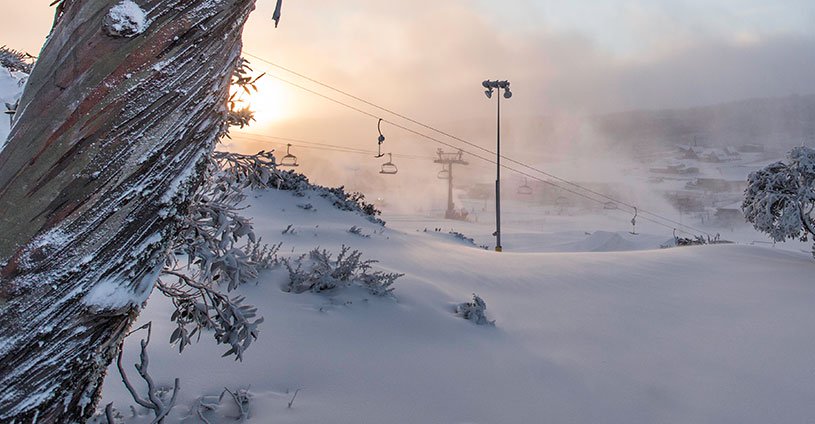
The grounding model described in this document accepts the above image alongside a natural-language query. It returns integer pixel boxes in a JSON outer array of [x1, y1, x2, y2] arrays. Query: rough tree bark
[[0, 0, 256, 421]]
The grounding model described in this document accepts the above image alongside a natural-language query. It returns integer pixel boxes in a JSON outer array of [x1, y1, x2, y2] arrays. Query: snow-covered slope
[[99, 186, 815, 423]]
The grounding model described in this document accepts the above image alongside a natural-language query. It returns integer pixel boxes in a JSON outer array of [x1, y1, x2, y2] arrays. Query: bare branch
[[115, 322, 179, 424]]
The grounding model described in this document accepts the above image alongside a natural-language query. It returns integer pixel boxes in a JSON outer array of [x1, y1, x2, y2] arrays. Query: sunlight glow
[[243, 77, 293, 126]]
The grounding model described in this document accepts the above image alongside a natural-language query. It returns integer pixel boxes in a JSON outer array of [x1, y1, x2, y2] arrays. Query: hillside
[[591, 94, 815, 151], [98, 183, 815, 423]]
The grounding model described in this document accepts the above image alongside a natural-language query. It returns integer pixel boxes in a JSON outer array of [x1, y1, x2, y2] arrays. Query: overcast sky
[[2, 1, 815, 181], [4, 1, 814, 116]]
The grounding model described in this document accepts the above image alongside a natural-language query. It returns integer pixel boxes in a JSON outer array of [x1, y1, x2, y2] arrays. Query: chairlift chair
[[279, 143, 299, 167], [517, 178, 533, 195], [380, 153, 398, 175], [437, 165, 450, 180], [375, 118, 385, 158], [4, 101, 16, 126]]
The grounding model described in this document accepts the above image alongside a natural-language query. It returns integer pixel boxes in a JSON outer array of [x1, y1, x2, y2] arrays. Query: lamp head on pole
[[481, 79, 511, 99]]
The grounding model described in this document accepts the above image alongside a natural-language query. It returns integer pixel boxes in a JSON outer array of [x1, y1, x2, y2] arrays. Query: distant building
[[685, 178, 746, 193], [714, 202, 743, 225], [700, 149, 725, 163], [723, 146, 741, 158], [676, 145, 701, 160], [737, 144, 765, 153]]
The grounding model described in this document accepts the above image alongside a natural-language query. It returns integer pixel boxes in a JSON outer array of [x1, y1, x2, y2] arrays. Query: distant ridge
[[590, 93, 815, 149]]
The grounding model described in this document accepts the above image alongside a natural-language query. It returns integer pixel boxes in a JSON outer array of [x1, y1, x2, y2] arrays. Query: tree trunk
[[0, 0, 256, 421]]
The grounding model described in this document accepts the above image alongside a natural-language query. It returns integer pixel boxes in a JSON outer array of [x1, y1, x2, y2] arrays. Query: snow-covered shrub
[[188, 387, 252, 423], [357, 269, 402, 297], [449, 231, 489, 250], [348, 225, 369, 238], [743, 146, 815, 257], [212, 150, 277, 189], [220, 387, 252, 421], [0, 46, 34, 74], [283, 245, 403, 296], [158, 151, 277, 360], [212, 150, 383, 224], [271, 170, 385, 225], [456, 294, 495, 326]]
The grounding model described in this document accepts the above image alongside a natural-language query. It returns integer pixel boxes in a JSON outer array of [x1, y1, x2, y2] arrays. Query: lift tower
[[434, 149, 469, 220]]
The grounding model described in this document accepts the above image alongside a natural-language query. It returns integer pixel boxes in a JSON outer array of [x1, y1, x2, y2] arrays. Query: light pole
[[482, 79, 512, 252]]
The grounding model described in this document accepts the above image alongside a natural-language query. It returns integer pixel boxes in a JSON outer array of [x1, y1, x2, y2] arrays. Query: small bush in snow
[[187, 386, 252, 423], [348, 225, 369, 238], [270, 170, 385, 225], [449, 231, 489, 250], [283, 245, 403, 296], [220, 387, 252, 421], [456, 294, 495, 326]]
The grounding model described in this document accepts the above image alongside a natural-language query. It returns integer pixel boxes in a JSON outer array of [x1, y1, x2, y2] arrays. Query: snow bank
[[566, 230, 644, 252]]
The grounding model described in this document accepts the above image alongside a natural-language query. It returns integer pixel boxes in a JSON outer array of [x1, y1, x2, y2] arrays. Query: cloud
[[243, 0, 815, 122]]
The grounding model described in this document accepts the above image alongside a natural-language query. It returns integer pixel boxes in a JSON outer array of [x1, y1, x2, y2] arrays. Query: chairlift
[[517, 178, 533, 195], [630, 207, 638, 235], [380, 153, 398, 175], [437, 166, 450, 180], [4, 101, 16, 126], [279, 143, 299, 167], [375, 118, 385, 158]]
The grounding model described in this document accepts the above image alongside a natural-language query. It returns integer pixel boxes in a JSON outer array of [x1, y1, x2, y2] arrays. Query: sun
[[242, 77, 293, 126]]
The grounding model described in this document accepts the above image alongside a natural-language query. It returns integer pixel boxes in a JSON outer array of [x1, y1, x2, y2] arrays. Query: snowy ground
[[99, 184, 815, 423]]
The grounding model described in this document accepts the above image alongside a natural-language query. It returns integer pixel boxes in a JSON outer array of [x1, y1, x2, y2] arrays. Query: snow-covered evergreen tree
[[743, 146, 815, 256]]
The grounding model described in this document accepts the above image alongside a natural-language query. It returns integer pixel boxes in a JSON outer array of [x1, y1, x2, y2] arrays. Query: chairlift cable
[[242, 53, 711, 237], [229, 133, 433, 160]]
